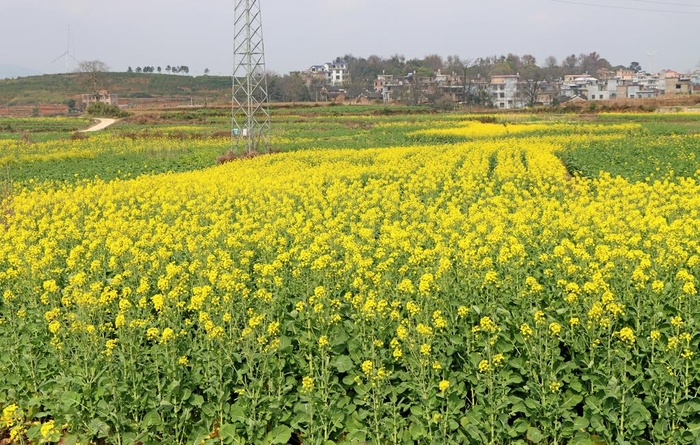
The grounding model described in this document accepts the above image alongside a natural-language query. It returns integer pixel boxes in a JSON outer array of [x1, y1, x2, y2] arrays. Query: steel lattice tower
[[232, 0, 270, 154]]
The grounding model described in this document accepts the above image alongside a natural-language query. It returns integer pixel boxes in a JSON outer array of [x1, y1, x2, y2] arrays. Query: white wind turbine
[[645, 50, 658, 74], [52, 27, 79, 73]]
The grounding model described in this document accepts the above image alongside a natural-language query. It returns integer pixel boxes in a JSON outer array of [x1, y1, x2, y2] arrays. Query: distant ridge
[[0, 64, 40, 79], [0, 72, 231, 107]]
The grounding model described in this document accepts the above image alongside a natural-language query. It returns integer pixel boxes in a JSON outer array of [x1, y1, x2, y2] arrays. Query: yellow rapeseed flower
[[146, 327, 159, 340], [534, 310, 545, 326], [549, 381, 561, 393], [478, 359, 491, 373], [397, 325, 408, 340], [549, 322, 562, 337], [160, 327, 175, 344], [301, 376, 314, 392], [361, 360, 373, 376], [40, 419, 59, 441], [650, 330, 661, 342], [417, 323, 433, 336], [618, 327, 636, 347], [671, 316, 684, 328], [479, 316, 498, 333], [439, 380, 450, 392]]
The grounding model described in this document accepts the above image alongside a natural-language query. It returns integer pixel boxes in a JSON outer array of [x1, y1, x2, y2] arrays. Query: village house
[[665, 74, 693, 95], [309, 62, 349, 86], [490, 74, 521, 109], [368, 63, 694, 108], [81, 90, 118, 107]]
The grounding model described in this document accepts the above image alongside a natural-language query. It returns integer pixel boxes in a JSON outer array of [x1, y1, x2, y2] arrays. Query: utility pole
[[232, 0, 271, 154]]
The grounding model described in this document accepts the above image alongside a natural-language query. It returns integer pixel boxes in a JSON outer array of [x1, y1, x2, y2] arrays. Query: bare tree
[[75, 60, 110, 97], [520, 64, 546, 107]]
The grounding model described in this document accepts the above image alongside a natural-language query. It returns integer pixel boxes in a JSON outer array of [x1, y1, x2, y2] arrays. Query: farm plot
[[1, 117, 700, 444]]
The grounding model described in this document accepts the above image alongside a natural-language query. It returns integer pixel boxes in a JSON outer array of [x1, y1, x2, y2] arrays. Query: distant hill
[[0, 64, 40, 80], [0, 72, 231, 107]]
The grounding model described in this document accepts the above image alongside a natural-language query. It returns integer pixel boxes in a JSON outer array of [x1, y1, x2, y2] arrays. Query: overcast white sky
[[1, 0, 699, 78]]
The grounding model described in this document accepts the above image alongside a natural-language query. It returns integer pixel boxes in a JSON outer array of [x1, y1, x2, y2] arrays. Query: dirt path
[[80, 118, 118, 132]]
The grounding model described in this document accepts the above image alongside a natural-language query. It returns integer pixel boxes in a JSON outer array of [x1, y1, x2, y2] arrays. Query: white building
[[490, 75, 521, 109], [309, 62, 348, 86], [586, 83, 609, 101]]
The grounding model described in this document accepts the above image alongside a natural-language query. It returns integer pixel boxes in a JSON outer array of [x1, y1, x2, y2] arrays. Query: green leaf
[[510, 419, 529, 436], [461, 413, 486, 442], [409, 422, 426, 440], [190, 394, 204, 407], [264, 425, 292, 444], [333, 355, 354, 373], [569, 431, 595, 445], [143, 410, 161, 428], [562, 391, 584, 409], [60, 391, 82, 407], [26, 424, 42, 440], [229, 404, 247, 424], [410, 405, 423, 416], [88, 418, 110, 438], [344, 427, 367, 443], [61, 434, 79, 445], [569, 379, 583, 393], [589, 414, 606, 433], [688, 422, 700, 435], [219, 423, 239, 444], [526, 426, 544, 443], [573, 416, 590, 431]]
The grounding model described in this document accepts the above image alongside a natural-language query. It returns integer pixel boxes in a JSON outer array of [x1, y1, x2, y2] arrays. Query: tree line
[[126, 65, 196, 75]]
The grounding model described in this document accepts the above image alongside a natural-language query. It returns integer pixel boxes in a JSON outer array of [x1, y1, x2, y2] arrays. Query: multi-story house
[[561, 74, 598, 99], [309, 62, 348, 86], [81, 90, 118, 107], [374, 73, 407, 102], [490, 75, 521, 109], [586, 83, 609, 101], [664, 74, 693, 95]]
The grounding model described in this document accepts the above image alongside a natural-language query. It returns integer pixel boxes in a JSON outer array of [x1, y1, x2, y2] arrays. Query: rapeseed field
[[1, 114, 700, 444]]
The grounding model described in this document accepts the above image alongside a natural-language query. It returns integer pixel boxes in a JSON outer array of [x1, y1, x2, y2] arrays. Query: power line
[[629, 0, 700, 6], [548, 0, 700, 13]]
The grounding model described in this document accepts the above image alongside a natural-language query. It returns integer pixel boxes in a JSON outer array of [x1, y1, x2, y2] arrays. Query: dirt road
[[80, 118, 117, 132]]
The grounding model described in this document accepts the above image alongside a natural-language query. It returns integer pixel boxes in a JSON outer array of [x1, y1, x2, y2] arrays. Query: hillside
[[0, 72, 231, 107]]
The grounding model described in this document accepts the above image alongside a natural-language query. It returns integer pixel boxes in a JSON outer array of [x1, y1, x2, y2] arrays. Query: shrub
[[86, 102, 130, 118]]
